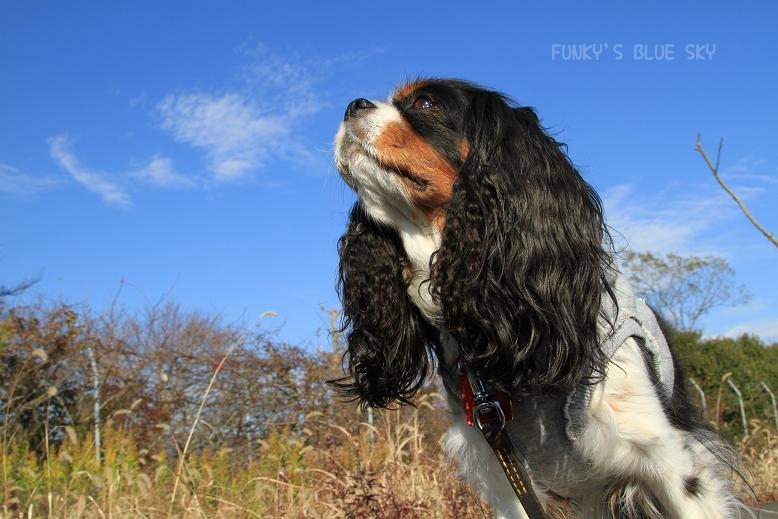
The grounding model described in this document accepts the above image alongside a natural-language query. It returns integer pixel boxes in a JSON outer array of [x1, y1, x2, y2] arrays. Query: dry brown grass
[[740, 420, 778, 502], [4, 301, 775, 517], [5, 398, 776, 518], [2, 379, 776, 518], [1, 393, 492, 518]]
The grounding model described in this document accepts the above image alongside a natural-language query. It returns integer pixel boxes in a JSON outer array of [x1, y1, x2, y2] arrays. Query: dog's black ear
[[330, 203, 437, 408], [432, 91, 612, 393]]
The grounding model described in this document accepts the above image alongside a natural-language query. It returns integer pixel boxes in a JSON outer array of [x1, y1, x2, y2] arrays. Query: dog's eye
[[411, 94, 436, 110]]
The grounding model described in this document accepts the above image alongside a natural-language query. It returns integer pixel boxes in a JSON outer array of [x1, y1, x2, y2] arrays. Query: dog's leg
[[446, 418, 542, 519], [642, 436, 745, 519], [579, 341, 745, 519], [585, 435, 746, 519]]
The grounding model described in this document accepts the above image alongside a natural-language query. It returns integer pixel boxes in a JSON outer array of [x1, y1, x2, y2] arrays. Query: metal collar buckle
[[460, 363, 512, 431], [473, 398, 507, 431]]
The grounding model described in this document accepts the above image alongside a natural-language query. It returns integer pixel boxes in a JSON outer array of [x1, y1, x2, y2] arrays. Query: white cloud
[[129, 155, 194, 188], [604, 158, 775, 257], [734, 173, 778, 185], [158, 92, 289, 180], [37, 47, 353, 204], [724, 319, 778, 342], [49, 136, 132, 207], [602, 184, 732, 254], [48, 136, 193, 206], [718, 157, 778, 197], [604, 182, 776, 341], [156, 47, 326, 181], [724, 157, 777, 184], [239, 45, 323, 117], [0, 164, 61, 194]]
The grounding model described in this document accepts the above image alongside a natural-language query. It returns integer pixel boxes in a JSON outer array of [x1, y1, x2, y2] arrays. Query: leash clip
[[473, 398, 506, 431], [461, 364, 511, 431], [457, 362, 548, 519]]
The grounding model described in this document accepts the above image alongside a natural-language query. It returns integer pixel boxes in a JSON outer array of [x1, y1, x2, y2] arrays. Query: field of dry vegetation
[[1, 301, 776, 518]]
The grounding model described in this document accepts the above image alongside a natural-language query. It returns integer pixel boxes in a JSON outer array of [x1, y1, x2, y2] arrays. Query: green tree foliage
[[672, 329, 778, 439], [621, 251, 750, 331]]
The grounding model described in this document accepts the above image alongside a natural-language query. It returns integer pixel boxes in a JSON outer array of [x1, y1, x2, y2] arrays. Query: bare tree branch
[[695, 135, 777, 248], [0, 279, 36, 299], [621, 251, 750, 331]]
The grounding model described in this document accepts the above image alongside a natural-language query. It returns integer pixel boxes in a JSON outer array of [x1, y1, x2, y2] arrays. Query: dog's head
[[333, 79, 613, 408]]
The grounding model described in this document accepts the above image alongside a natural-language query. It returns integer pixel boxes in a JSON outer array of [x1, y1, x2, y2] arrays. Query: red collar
[[460, 372, 513, 427]]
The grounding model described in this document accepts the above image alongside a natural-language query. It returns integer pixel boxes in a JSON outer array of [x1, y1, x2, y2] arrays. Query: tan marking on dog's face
[[372, 119, 456, 228], [335, 80, 468, 231]]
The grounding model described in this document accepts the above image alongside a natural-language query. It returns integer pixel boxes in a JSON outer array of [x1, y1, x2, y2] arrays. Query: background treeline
[[674, 331, 778, 438], [1, 299, 776, 517], [0, 300, 472, 518]]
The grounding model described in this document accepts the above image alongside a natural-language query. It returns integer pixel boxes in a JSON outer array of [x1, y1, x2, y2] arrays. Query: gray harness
[[564, 274, 676, 442], [445, 274, 678, 509]]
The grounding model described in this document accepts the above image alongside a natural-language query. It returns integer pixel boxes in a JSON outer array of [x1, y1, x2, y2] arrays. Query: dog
[[331, 78, 746, 518]]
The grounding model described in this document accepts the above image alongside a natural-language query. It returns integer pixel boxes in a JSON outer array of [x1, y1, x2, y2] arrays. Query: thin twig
[[695, 134, 777, 247], [167, 340, 239, 518], [203, 495, 264, 518]]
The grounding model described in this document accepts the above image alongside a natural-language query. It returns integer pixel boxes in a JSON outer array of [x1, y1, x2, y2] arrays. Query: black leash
[[462, 367, 550, 519]]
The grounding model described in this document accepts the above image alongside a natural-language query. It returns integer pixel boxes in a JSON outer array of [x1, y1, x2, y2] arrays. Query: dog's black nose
[[344, 98, 376, 121]]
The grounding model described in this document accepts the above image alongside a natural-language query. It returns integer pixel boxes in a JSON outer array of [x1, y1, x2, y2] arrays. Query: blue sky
[[2, 1, 776, 348]]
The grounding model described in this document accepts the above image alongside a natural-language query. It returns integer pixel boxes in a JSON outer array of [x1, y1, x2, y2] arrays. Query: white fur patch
[[445, 417, 535, 519], [575, 339, 744, 518], [335, 100, 442, 318]]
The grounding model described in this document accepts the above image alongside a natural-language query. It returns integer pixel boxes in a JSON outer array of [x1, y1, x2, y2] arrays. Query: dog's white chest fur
[[396, 220, 442, 319]]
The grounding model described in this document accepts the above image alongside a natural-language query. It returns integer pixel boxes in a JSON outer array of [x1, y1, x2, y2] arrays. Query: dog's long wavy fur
[[334, 82, 614, 400], [330, 79, 750, 518], [331, 204, 439, 408]]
